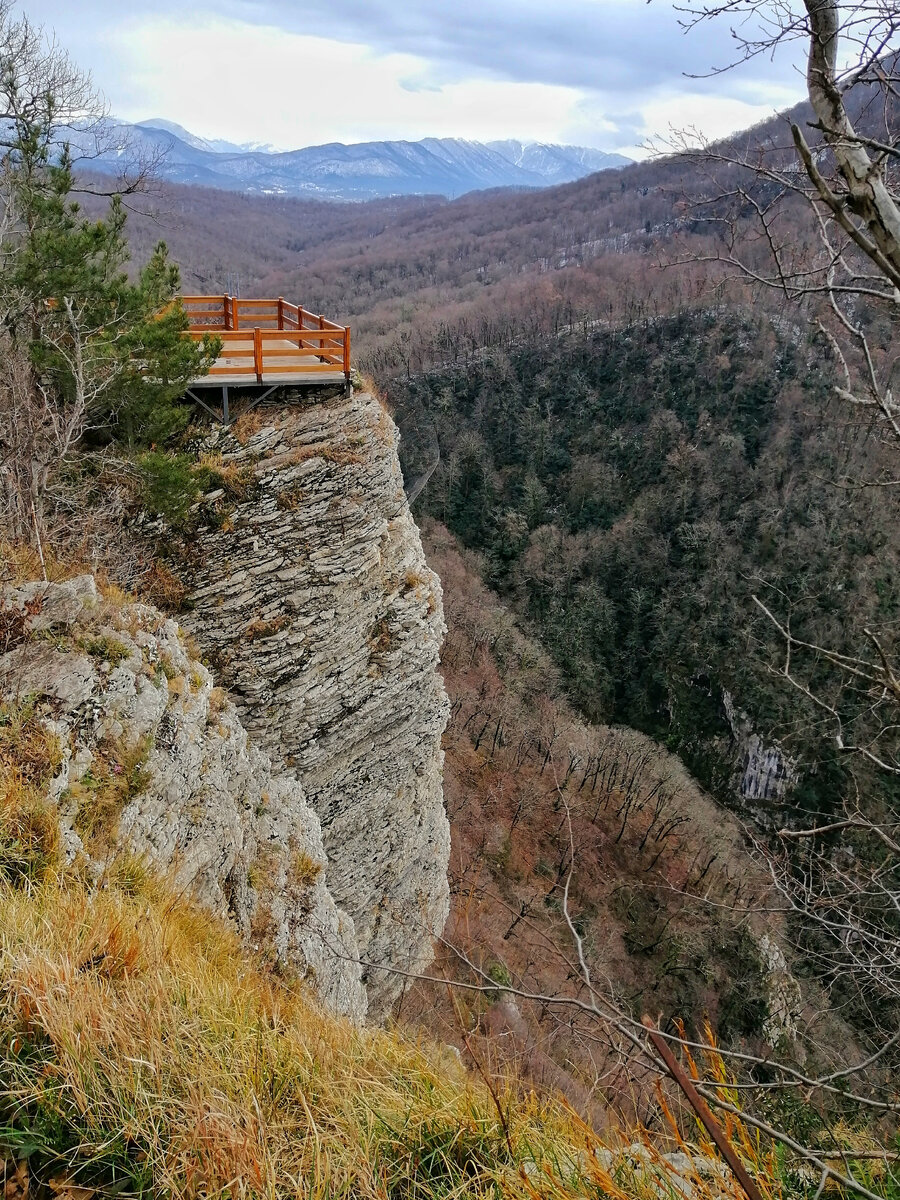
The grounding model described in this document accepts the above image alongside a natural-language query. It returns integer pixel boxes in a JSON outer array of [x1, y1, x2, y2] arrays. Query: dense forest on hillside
[[107, 93, 845, 383], [388, 310, 897, 824], [106, 153, 726, 374], [404, 523, 851, 1120]]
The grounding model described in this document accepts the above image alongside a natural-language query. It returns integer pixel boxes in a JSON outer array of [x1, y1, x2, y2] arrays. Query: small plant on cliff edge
[[290, 848, 322, 889], [368, 613, 397, 659], [68, 735, 152, 851], [77, 634, 131, 668]]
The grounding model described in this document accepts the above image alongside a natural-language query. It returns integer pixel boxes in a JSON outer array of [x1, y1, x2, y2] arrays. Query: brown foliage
[[398, 523, 791, 1125], [87, 145, 744, 383]]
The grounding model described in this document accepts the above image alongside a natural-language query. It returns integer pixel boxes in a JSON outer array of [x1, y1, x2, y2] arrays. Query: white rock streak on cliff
[[182, 391, 451, 1015]]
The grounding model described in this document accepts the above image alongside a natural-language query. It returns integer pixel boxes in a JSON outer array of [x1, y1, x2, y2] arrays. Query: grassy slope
[[0, 864, 802, 1200], [0, 870, 585, 1199]]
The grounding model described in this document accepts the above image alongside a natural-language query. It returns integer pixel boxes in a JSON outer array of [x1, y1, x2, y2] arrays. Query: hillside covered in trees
[[110, 87, 861, 378], [389, 310, 891, 815]]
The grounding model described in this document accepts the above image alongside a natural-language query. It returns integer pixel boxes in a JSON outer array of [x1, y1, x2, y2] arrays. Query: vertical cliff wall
[[722, 690, 797, 822], [181, 391, 450, 1015]]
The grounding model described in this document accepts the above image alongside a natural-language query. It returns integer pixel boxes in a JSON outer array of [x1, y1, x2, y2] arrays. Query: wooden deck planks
[[184, 296, 351, 387]]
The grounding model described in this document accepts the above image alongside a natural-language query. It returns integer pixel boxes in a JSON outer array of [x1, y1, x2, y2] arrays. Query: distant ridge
[[136, 119, 284, 156], [486, 139, 628, 184], [84, 120, 631, 201]]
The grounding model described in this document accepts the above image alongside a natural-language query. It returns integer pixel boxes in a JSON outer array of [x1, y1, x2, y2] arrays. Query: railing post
[[344, 327, 351, 383], [254, 326, 263, 383], [277, 297, 284, 330], [223, 293, 230, 330]]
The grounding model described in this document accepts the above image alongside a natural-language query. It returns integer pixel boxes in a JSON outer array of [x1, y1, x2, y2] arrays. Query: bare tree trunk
[[797, 0, 900, 285]]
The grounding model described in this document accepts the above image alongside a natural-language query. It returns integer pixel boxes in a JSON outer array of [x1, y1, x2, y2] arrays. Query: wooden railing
[[182, 295, 351, 384]]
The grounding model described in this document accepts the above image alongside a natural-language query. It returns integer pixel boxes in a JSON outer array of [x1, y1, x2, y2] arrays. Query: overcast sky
[[24, 0, 806, 157]]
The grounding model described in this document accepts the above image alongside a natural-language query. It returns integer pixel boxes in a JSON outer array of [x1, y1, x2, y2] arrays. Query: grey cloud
[[26, 0, 802, 106], [247, 0, 800, 98], [591, 109, 648, 145]]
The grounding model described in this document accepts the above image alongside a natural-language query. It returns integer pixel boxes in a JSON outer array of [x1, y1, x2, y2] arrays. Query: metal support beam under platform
[[185, 384, 281, 425]]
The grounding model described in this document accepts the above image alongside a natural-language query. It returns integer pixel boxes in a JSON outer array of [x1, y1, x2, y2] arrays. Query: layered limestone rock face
[[0, 575, 367, 1020], [181, 391, 451, 1015], [723, 689, 797, 819]]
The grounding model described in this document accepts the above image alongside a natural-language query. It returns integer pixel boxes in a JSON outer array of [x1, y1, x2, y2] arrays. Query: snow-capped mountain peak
[[88, 122, 631, 201]]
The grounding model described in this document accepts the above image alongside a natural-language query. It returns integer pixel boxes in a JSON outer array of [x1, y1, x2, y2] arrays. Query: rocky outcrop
[[180, 391, 451, 1015], [723, 689, 797, 816], [0, 575, 367, 1020], [759, 933, 803, 1049]]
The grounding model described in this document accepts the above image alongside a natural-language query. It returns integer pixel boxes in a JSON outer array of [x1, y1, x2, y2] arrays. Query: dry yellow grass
[[0, 871, 575, 1199], [0, 700, 63, 888], [0, 542, 127, 600], [0, 861, 800, 1200], [231, 410, 277, 445], [194, 453, 257, 500]]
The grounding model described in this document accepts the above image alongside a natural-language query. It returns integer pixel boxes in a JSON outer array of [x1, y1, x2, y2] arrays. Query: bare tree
[[0, 334, 79, 552], [0, 0, 160, 194], [747, 594, 900, 1043], [667, 0, 900, 470], [0, 0, 100, 144], [656, 0, 900, 1143]]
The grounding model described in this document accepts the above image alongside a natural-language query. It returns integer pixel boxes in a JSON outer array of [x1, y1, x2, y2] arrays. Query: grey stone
[[723, 689, 797, 812], [0, 574, 98, 632], [0, 644, 97, 707], [0, 582, 367, 1022], [182, 392, 450, 1016]]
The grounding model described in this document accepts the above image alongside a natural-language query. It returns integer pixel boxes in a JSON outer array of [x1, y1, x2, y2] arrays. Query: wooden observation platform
[[182, 295, 351, 423]]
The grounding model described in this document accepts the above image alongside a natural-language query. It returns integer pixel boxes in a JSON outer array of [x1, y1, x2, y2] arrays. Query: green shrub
[[137, 451, 201, 525]]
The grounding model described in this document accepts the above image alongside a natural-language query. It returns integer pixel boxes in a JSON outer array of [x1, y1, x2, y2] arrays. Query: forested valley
[[391, 311, 889, 815], [114, 85, 900, 1079], [7, 25, 895, 1179]]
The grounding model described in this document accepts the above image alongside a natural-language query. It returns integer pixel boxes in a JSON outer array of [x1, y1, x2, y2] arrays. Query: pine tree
[[0, 13, 219, 545], [6, 137, 217, 447]]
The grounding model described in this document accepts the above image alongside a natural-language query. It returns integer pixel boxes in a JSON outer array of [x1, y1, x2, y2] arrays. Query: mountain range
[[81, 118, 630, 201]]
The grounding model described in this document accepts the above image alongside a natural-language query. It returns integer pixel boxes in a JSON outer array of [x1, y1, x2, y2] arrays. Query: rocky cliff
[[0, 574, 367, 1019], [722, 689, 797, 821], [179, 391, 451, 1015]]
